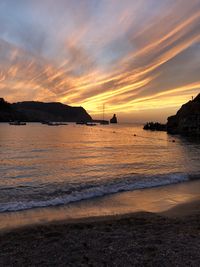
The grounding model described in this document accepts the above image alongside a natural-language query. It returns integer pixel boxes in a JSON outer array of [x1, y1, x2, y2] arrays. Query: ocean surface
[[0, 123, 200, 213]]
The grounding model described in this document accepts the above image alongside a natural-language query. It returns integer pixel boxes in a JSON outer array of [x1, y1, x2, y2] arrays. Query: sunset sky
[[0, 0, 200, 122]]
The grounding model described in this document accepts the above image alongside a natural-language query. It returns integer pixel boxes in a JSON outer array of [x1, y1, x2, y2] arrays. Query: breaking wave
[[0, 173, 195, 213]]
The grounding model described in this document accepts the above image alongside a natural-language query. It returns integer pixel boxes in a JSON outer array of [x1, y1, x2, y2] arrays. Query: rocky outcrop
[[143, 122, 166, 131], [0, 98, 92, 122], [110, 114, 117, 123], [167, 94, 200, 135]]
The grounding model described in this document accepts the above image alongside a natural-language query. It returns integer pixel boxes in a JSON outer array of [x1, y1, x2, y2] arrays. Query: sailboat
[[100, 104, 109, 125]]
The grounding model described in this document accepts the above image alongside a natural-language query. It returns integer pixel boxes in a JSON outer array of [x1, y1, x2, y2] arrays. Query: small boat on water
[[86, 122, 97, 126], [57, 122, 68, 125], [99, 104, 109, 125], [47, 122, 60, 126], [76, 121, 85, 125], [46, 122, 68, 126], [100, 120, 109, 125], [9, 121, 26, 126]]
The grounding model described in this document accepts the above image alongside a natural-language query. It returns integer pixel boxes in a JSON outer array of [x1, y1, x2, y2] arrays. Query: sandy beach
[[0, 191, 200, 266]]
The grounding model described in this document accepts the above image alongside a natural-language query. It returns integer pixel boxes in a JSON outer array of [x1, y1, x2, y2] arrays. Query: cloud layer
[[0, 0, 200, 121]]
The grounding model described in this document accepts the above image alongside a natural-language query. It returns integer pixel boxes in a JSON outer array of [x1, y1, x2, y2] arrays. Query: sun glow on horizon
[[0, 0, 200, 121]]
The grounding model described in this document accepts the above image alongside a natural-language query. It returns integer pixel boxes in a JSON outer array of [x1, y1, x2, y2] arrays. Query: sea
[[0, 123, 200, 214]]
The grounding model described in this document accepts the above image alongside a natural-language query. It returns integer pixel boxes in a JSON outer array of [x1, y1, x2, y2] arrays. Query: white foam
[[0, 173, 190, 212]]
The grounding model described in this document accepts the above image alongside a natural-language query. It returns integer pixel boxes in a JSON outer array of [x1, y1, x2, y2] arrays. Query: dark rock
[[167, 94, 200, 135], [143, 122, 166, 131], [110, 114, 117, 124], [0, 99, 92, 122]]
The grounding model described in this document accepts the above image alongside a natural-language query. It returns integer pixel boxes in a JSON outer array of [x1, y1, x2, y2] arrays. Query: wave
[[0, 173, 196, 213]]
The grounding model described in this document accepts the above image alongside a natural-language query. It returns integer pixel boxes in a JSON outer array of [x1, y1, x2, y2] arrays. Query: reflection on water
[[0, 123, 200, 212]]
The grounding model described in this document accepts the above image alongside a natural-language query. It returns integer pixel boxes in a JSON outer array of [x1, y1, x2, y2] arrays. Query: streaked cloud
[[0, 0, 200, 121]]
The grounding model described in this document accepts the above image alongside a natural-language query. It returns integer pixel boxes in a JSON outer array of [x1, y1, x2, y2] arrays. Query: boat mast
[[103, 104, 105, 122]]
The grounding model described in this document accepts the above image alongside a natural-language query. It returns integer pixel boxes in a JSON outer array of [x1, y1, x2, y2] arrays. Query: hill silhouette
[[0, 98, 92, 122]]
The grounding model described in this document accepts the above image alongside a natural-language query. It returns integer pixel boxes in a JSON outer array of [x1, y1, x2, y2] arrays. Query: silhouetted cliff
[[167, 94, 200, 135], [0, 98, 92, 122]]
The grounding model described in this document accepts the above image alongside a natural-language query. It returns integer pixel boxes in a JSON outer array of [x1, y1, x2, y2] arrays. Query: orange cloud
[[0, 0, 200, 121]]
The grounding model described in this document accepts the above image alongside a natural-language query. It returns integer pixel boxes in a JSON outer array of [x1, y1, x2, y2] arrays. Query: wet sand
[[0, 198, 200, 266], [1, 179, 200, 232]]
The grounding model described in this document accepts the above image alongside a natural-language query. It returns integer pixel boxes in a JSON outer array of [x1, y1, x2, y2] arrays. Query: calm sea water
[[0, 123, 199, 212]]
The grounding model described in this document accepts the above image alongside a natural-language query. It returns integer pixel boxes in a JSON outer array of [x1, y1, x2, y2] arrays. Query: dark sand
[[0, 200, 200, 267]]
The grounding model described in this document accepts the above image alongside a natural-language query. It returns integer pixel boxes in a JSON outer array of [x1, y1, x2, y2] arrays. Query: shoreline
[[0, 199, 200, 266], [1, 198, 200, 233], [0, 179, 200, 232]]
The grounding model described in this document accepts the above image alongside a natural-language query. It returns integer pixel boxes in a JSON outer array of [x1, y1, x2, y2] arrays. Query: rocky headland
[[143, 122, 166, 131], [167, 94, 200, 135], [110, 114, 118, 124], [0, 98, 92, 122]]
